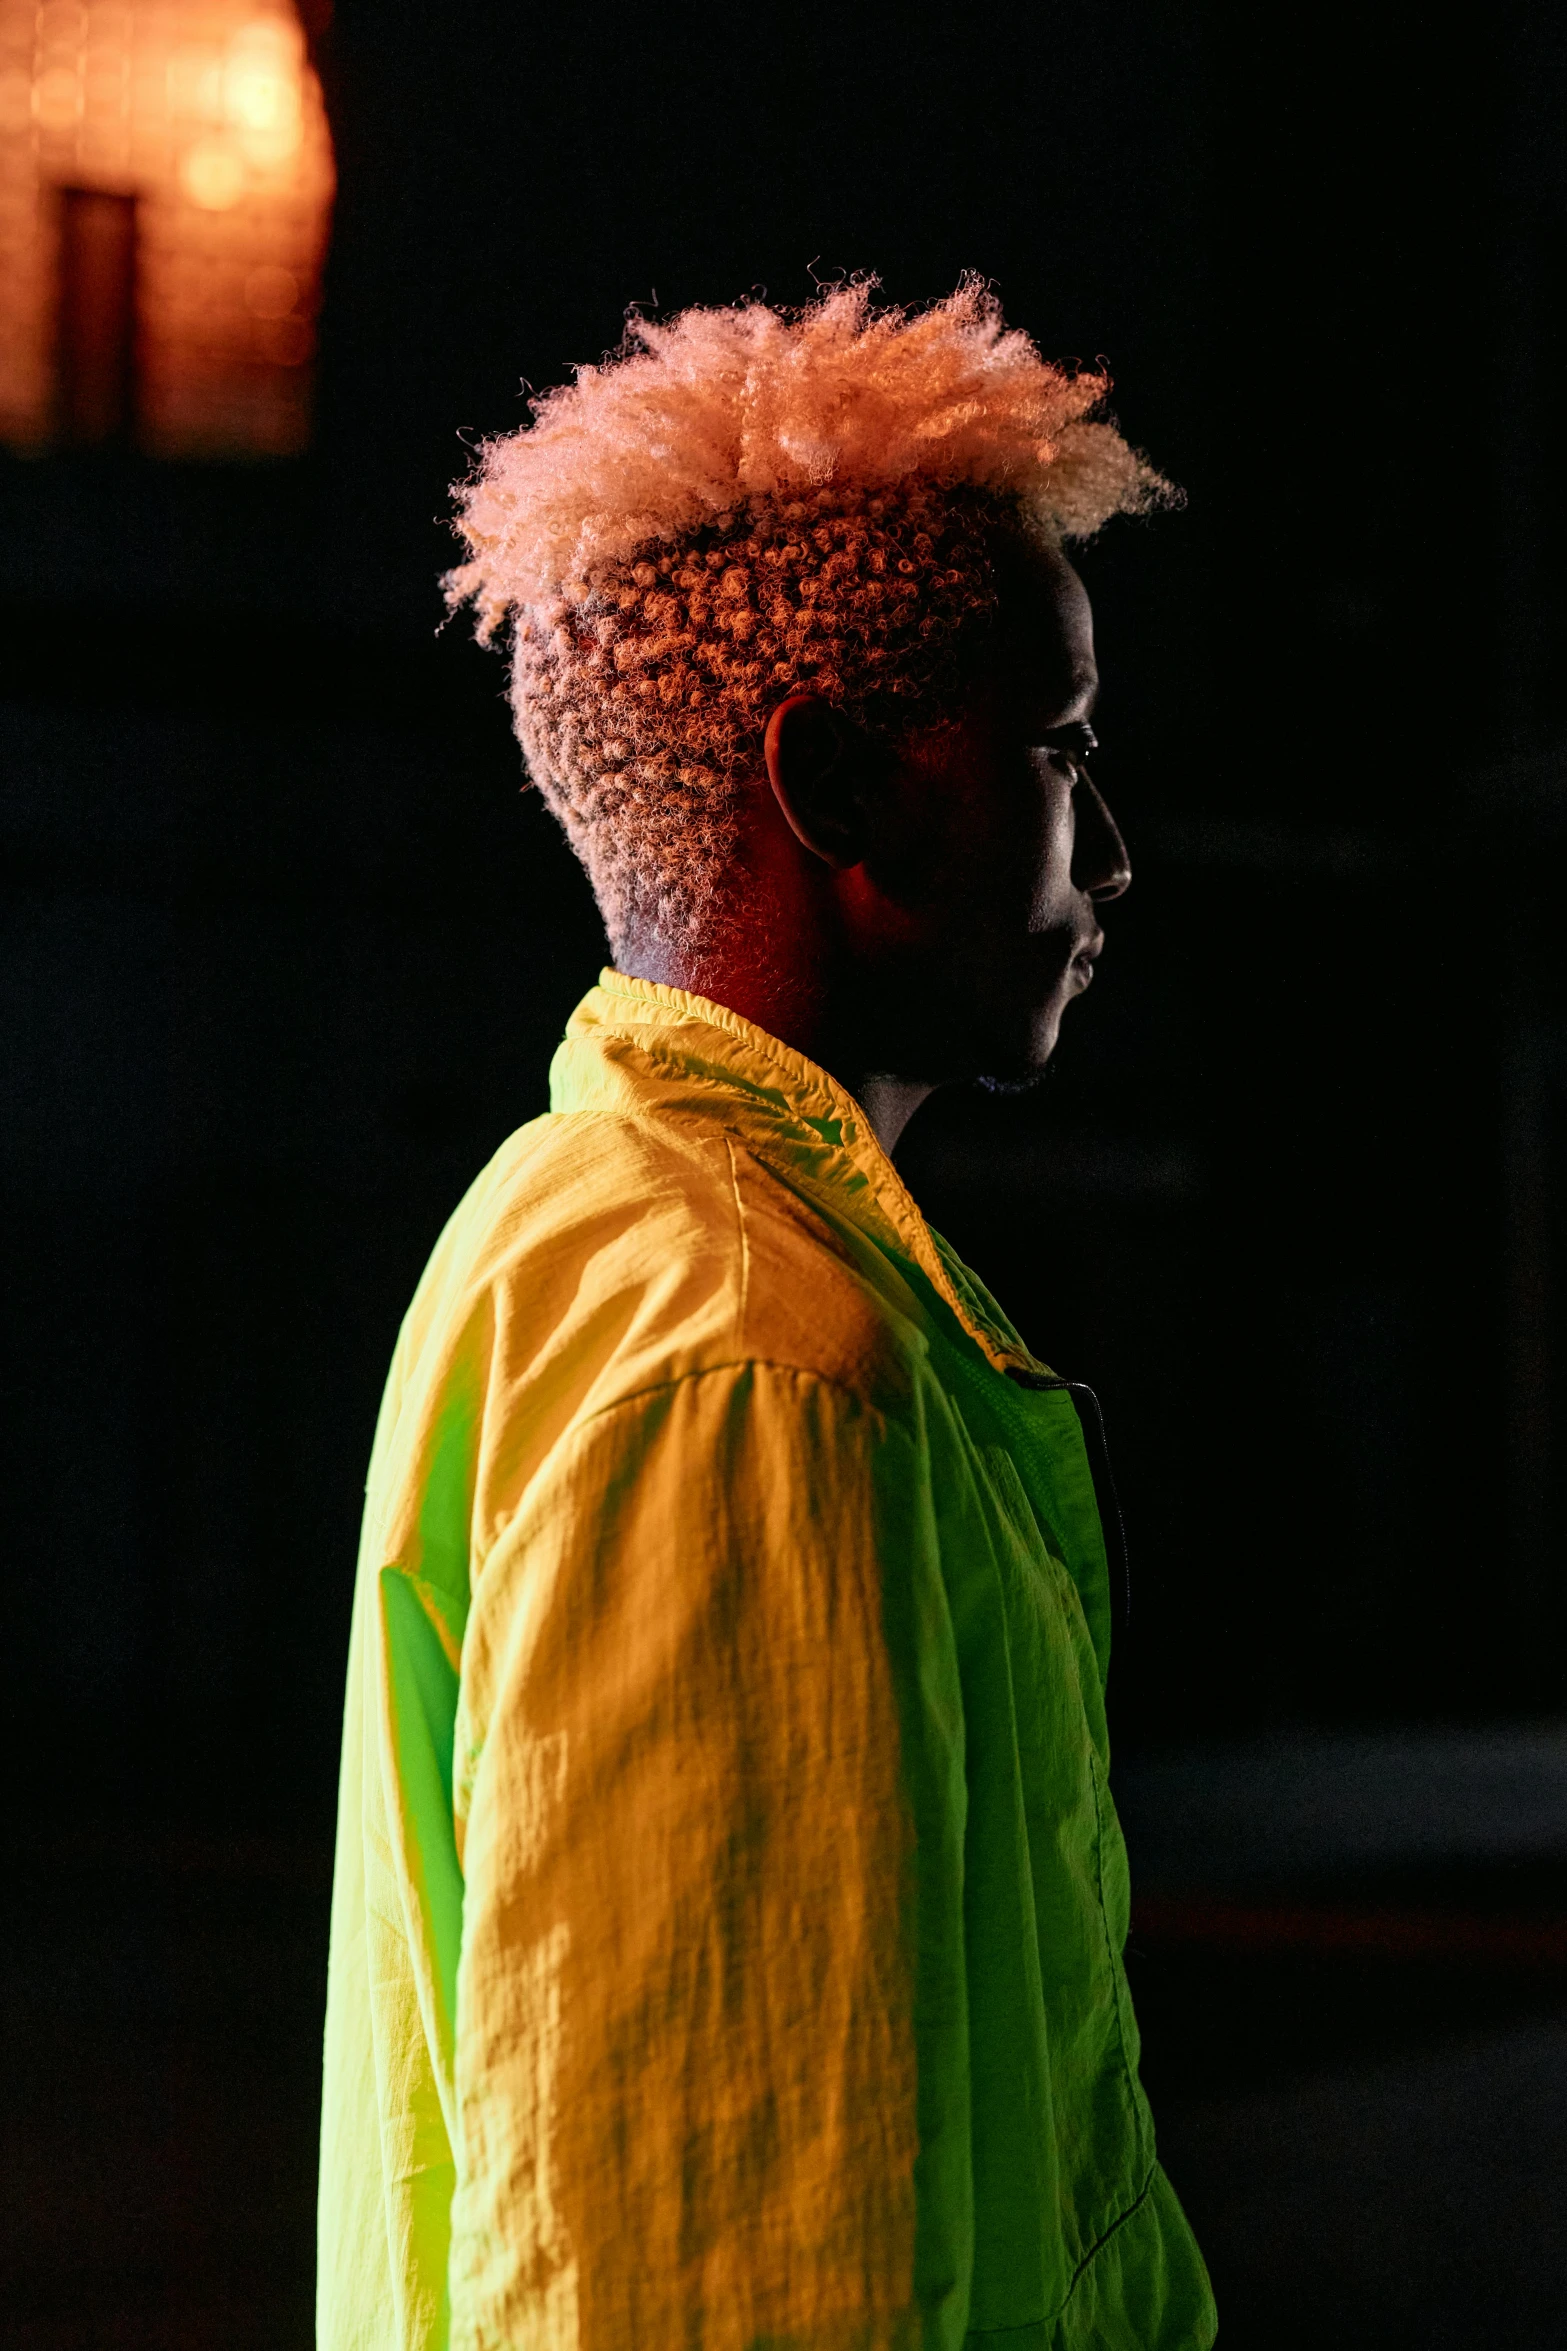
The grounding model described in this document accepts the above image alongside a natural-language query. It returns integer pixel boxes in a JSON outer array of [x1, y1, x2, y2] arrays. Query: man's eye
[[1040, 722, 1098, 771]]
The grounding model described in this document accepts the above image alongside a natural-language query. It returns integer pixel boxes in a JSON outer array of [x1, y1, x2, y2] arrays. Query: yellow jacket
[[319, 972, 1214, 2351]]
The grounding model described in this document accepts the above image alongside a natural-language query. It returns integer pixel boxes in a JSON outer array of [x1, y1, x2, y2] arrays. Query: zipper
[[1007, 1370, 1132, 1641]]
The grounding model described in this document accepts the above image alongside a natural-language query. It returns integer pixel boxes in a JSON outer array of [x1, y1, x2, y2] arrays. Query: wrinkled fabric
[[319, 971, 1215, 2351]]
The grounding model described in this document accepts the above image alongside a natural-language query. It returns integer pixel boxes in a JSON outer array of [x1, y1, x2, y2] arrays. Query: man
[[319, 280, 1216, 2351]]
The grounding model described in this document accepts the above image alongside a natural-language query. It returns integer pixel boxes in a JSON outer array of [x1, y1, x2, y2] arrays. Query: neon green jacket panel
[[318, 971, 1216, 2351]]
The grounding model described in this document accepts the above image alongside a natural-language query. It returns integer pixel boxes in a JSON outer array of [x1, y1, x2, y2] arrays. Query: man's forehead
[[995, 541, 1098, 723]]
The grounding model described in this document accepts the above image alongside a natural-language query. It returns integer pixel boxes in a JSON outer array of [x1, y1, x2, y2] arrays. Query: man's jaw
[[974, 934, 1100, 1089]]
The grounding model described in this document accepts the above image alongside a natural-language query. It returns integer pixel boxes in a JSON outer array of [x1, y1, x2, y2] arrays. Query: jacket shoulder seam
[[723, 1135, 752, 1341], [472, 1359, 914, 1579], [565, 1355, 908, 1443]]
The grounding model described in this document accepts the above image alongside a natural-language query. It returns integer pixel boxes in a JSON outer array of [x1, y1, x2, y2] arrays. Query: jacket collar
[[550, 969, 1048, 1382]]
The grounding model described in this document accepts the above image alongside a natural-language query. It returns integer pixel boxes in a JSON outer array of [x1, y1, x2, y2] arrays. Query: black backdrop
[[6, 0, 1567, 1836], [8, 7, 1567, 2345]]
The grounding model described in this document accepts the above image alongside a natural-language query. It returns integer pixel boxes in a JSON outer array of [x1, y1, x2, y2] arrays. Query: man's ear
[[763, 694, 870, 869]]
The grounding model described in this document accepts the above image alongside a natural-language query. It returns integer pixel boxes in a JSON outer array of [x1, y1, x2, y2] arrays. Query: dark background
[[6, 4, 1567, 2345]]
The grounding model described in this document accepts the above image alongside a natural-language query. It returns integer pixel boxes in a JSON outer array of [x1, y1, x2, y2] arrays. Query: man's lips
[[1070, 931, 1105, 983]]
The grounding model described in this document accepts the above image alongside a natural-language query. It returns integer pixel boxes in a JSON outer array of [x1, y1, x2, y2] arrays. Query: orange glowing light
[[0, 0, 334, 457]]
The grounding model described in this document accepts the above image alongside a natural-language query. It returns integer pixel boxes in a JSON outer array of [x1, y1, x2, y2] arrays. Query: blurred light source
[[0, 0, 334, 458]]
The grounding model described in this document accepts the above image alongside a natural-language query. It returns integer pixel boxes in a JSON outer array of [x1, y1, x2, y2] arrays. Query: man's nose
[[1074, 778, 1132, 900]]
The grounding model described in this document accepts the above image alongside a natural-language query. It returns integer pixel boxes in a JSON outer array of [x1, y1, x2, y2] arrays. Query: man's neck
[[846, 1074, 935, 1156], [616, 934, 935, 1157]]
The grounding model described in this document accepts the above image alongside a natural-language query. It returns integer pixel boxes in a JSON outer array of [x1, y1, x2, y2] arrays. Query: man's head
[[448, 279, 1168, 1095], [755, 531, 1131, 1089]]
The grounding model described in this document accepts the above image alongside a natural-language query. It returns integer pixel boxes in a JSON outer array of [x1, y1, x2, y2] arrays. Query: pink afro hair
[[446, 278, 1172, 950]]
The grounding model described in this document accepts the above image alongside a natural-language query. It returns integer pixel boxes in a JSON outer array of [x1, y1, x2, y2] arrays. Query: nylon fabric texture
[[318, 971, 1216, 2351]]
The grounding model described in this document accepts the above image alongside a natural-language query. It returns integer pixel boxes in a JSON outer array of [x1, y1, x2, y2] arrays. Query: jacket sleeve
[[446, 1358, 973, 2351]]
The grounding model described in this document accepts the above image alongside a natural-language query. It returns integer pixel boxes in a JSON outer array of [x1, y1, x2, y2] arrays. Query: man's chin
[[973, 1000, 1064, 1093]]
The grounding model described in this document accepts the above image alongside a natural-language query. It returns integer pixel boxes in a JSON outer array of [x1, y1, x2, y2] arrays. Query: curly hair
[[446, 278, 1171, 950]]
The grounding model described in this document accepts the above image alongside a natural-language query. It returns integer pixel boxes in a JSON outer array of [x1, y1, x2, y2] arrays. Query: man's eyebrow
[[1031, 675, 1099, 730]]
